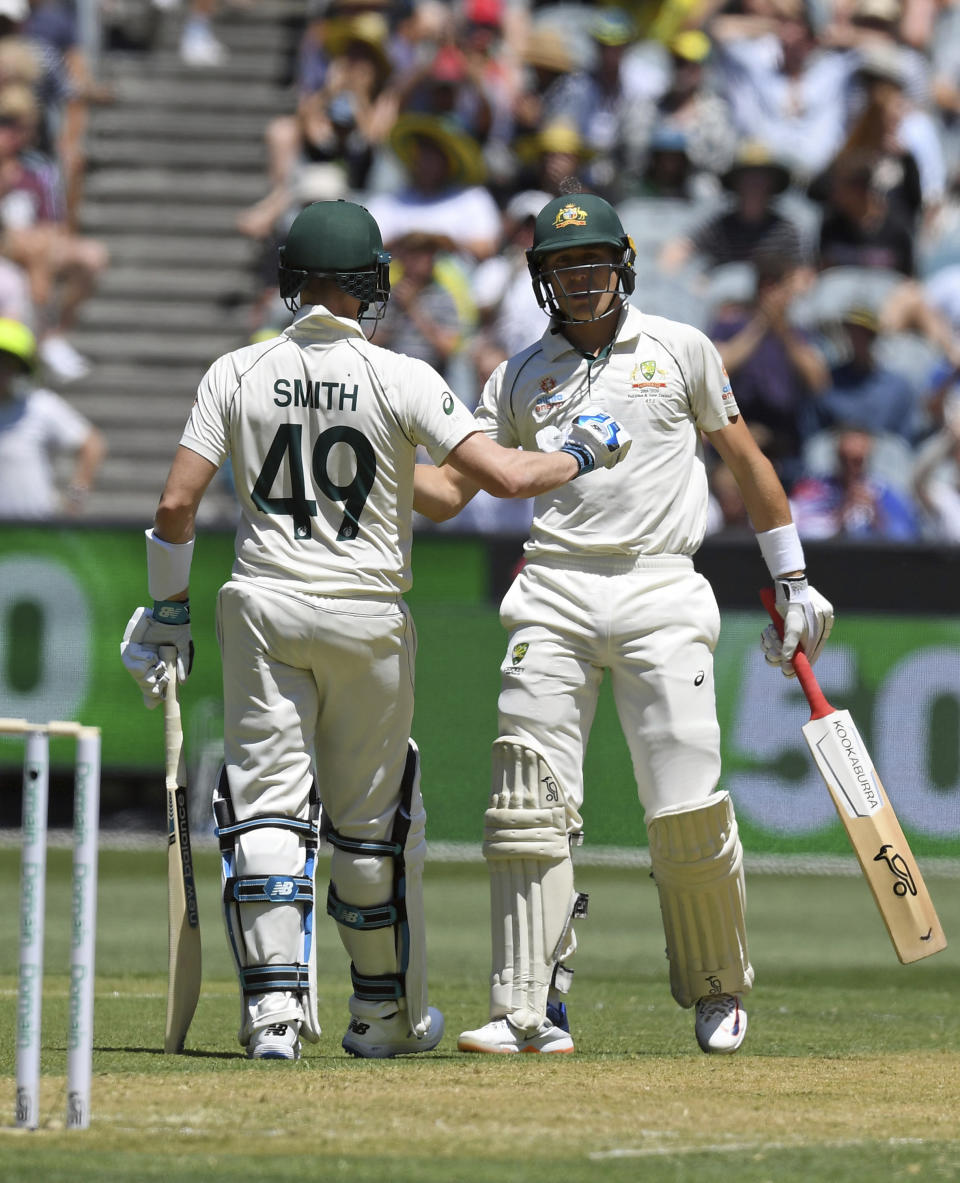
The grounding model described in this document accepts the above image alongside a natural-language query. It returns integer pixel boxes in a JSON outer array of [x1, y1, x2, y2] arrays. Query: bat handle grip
[[158, 644, 183, 779], [759, 586, 834, 719]]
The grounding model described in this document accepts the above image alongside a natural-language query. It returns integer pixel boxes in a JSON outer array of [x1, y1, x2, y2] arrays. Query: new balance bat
[[159, 645, 202, 1051], [760, 589, 946, 964]]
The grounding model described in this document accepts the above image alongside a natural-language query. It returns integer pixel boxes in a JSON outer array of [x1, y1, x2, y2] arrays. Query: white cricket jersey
[[474, 304, 741, 558], [0, 386, 92, 519], [180, 304, 478, 597]]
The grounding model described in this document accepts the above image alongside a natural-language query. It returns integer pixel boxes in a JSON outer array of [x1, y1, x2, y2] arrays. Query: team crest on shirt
[[511, 642, 529, 665], [631, 360, 668, 393], [554, 203, 588, 230]]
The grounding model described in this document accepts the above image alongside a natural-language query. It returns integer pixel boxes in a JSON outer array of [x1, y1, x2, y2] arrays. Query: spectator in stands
[[512, 118, 595, 199], [22, 0, 114, 231], [375, 229, 471, 378], [469, 188, 551, 384], [817, 150, 916, 273], [710, 7, 856, 183], [0, 81, 108, 382], [629, 125, 699, 199], [632, 31, 737, 189], [392, 0, 519, 191], [805, 305, 920, 440], [512, 24, 576, 145], [527, 8, 651, 201], [365, 113, 501, 261], [0, 0, 72, 158], [237, 11, 397, 240], [789, 424, 920, 539], [659, 141, 806, 273], [912, 389, 960, 539], [0, 316, 104, 519], [811, 47, 924, 234], [710, 250, 830, 487], [815, 150, 960, 366]]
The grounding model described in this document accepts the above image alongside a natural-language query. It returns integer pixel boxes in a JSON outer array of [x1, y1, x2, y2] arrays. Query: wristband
[[756, 523, 805, 579], [145, 528, 194, 600], [153, 600, 190, 625], [560, 441, 595, 477]]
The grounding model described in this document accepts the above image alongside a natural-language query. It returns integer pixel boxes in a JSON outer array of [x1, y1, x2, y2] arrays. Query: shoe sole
[[342, 1043, 440, 1058], [456, 1038, 575, 1054]]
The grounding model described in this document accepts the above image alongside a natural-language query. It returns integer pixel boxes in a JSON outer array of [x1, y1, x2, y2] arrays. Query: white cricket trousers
[[216, 579, 418, 1032], [216, 579, 417, 832], [497, 555, 723, 817]]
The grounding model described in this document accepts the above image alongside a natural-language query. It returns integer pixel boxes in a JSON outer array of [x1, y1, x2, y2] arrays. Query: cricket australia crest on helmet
[[554, 202, 589, 230]]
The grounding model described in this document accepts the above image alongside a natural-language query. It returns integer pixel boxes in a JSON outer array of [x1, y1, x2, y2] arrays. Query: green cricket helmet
[[526, 193, 636, 322], [278, 199, 391, 321]]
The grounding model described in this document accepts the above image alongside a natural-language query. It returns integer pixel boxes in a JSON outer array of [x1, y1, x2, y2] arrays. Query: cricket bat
[[159, 644, 202, 1051], [760, 588, 946, 964]]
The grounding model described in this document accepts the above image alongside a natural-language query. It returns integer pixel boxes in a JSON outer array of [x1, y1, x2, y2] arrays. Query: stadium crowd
[[4, 0, 960, 538]]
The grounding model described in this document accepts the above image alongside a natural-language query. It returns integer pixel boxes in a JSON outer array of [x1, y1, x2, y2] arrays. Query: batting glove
[[120, 602, 194, 709], [536, 405, 633, 476], [761, 577, 834, 677]]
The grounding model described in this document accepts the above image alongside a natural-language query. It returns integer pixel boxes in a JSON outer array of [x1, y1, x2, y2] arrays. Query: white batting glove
[[761, 577, 834, 677], [536, 405, 632, 476], [121, 603, 194, 709]]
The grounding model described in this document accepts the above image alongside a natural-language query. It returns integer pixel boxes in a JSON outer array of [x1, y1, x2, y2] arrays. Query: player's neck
[[560, 315, 618, 358]]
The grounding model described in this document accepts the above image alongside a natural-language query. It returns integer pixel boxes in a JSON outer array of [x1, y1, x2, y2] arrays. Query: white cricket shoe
[[457, 1017, 574, 1054], [342, 1006, 445, 1058], [180, 20, 227, 66], [247, 1021, 301, 1060], [39, 334, 91, 382], [694, 993, 747, 1054]]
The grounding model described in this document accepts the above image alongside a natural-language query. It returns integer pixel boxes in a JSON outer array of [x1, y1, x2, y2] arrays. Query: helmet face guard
[[527, 240, 637, 324], [278, 248, 392, 326]]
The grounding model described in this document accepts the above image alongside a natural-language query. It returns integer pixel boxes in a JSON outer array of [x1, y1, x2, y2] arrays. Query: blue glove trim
[[560, 441, 595, 476], [153, 599, 191, 625]]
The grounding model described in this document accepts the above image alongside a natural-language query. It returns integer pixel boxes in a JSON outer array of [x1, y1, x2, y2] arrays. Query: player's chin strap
[[325, 741, 430, 1037], [214, 770, 322, 1045]]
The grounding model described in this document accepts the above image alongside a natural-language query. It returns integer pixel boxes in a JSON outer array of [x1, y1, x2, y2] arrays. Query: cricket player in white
[[415, 193, 834, 1055], [120, 199, 631, 1061]]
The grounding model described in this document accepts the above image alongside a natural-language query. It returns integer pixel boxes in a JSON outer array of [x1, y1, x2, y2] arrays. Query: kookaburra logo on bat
[[873, 843, 918, 897]]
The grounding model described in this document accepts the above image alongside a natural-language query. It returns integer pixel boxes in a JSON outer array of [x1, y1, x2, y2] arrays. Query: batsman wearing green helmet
[[415, 192, 834, 1055], [120, 199, 631, 1061]]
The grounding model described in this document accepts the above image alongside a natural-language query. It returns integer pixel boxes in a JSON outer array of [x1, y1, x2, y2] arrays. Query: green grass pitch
[[1, 846, 959, 1182]]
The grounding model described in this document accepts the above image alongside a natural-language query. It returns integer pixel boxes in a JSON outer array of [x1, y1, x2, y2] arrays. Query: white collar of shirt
[[285, 303, 367, 342]]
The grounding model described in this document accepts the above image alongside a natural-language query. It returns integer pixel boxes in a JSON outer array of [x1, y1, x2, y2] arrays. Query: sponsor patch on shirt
[[534, 375, 566, 413]]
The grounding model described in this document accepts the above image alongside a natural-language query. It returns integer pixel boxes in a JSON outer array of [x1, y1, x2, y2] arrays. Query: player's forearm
[[71, 429, 106, 493], [493, 448, 579, 498], [413, 462, 479, 522]]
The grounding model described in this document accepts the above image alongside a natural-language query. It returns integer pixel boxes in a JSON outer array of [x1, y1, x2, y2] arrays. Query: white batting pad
[[483, 738, 582, 1034], [647, 791, 754, 1009]]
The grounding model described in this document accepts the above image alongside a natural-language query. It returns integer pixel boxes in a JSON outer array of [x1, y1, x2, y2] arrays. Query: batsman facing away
[[413, 193, 834, 1055], [120, 198, 631, 1060]]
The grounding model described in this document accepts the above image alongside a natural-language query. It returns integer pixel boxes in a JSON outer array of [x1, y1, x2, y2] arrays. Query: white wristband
[[756, 523, 805, 579], [145, 528, 194, 600]]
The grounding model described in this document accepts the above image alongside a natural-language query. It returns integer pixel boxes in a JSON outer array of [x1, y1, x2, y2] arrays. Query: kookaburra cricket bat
[[761, 589, 946, 964], [159, 645, 202, 1051]]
